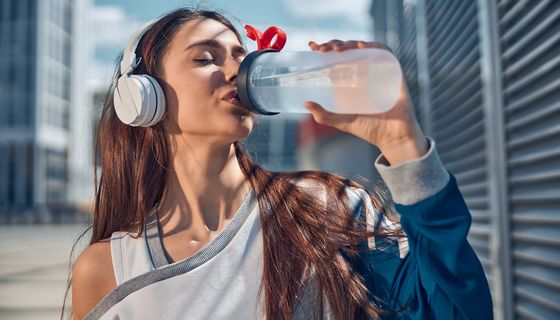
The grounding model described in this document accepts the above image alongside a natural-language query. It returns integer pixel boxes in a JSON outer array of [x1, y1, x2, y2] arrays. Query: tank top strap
[[144, 207, 170, 268], [110, 231, 128, 286], [110, 219, 157, 285]]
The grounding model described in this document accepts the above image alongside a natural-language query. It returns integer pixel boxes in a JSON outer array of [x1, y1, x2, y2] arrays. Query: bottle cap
[[237, 25, 287, 115], [244, 25, 287, 51]]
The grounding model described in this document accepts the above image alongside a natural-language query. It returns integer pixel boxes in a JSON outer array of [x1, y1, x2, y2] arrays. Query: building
[[243, 114, 302, 172], [296, 115, 382, 185], [370, 0, 560, 319], [0, 0, 92, 223], [244, 114, 379, 185]]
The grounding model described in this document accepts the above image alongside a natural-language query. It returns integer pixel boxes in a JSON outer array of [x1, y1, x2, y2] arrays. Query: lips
[[222, 90, 249, 112], [223, 90, 239, 101]]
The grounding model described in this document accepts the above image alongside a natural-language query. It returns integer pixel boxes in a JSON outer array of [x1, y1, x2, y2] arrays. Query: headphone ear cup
[[113, 75, 165, 127], [114, 76, 140, 125], [143, 75, 166, 127]]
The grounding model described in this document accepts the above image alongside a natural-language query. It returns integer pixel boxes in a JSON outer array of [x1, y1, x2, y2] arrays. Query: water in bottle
[[237, 48, 403, 115]]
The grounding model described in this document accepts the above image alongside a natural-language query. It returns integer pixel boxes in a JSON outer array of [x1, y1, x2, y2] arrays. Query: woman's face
[[160, 18, 254, 143]]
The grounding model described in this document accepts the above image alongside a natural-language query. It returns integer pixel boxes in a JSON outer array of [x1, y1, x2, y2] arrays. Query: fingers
[[303, 101, 332, 123], [308, 40, 362, 52], [305, 101, 380, 137], [327, 39, 345, 51], [308, 40, 393, 53], [308, 40, 344, 51], [304, 101, 349, 130], [361, 41, 394, 53]]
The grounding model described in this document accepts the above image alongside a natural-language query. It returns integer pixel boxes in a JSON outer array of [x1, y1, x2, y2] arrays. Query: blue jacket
[[352, 137, 493, 319]]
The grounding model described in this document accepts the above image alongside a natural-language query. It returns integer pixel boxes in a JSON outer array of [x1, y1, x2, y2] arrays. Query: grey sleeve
[[374, 136, 450, 205]]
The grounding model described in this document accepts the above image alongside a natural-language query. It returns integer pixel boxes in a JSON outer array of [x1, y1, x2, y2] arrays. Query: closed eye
[[193, 58, 213, 66]]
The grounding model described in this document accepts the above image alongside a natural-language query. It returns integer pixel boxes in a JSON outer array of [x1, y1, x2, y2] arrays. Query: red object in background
[[298, 116, 341, 149], [244, 25, 287, 51]]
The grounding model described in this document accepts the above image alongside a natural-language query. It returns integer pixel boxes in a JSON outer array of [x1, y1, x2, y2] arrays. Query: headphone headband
[[120, 21, 155, 76]]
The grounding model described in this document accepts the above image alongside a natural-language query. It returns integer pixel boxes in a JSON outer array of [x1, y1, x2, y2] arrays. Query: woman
[[67, 8, 493, 320]]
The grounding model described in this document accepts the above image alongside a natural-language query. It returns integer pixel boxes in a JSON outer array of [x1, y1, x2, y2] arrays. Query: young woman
[[67, 8, 493, 320]]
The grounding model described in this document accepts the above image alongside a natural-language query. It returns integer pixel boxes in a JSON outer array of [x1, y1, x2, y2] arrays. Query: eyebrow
[[185, 39, 248, 55]]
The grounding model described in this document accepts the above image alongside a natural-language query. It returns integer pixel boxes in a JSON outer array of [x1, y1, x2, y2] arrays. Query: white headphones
[[113, 22, 166, 127]]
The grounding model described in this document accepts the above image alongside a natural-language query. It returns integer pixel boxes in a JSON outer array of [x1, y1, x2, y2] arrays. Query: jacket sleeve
[[347, 137, 493, 320]]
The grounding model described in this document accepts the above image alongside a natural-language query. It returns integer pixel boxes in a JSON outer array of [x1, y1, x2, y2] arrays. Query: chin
[[234, 123, 253, 140], [223, 115, 254, 141]]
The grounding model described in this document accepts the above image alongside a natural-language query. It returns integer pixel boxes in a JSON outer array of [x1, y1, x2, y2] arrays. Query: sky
[[90, 0, 375, 88]]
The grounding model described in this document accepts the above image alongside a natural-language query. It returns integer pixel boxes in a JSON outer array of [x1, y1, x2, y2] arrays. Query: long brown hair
[[62, 8, 407, 320]]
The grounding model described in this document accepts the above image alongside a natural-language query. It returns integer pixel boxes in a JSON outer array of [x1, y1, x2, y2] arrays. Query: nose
[[225, 56, 241, 83]]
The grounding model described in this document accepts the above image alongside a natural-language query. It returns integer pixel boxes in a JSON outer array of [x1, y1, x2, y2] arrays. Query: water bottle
[[237, 48, 403, 115]]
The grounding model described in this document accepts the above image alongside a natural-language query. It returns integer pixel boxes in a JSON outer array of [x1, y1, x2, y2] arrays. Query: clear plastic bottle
[[237, 48, 403, 115]]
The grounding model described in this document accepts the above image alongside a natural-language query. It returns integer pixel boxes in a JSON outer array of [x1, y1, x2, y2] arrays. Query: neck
[[157, 135, 251, 236]]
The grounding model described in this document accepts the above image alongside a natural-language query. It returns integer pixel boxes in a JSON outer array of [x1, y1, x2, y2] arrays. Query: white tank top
[[85, 182, 389, 320]]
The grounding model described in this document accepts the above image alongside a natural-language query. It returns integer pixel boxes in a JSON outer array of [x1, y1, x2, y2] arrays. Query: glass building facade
[[0, 0, 91, 222]]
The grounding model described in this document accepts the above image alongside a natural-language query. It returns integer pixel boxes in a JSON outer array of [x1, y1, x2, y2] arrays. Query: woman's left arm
[[306, 40, 493, 319], [365, 137, 493, 319]]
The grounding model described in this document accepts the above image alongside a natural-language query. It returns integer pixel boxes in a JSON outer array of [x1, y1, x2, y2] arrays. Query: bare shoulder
[[72, 236, 116, 319]]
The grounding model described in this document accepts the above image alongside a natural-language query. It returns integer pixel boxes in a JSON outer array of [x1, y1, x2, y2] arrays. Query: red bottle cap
[[244, 25, 287, 51]]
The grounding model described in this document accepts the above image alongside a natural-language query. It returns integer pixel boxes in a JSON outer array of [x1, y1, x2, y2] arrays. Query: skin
[[154, 18, 254, 263], [72, 19, 428, 320]]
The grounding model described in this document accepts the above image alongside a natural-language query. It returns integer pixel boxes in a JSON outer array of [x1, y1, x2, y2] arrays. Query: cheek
[[173, 74, 245, 137], [172, 71, 214, 124]]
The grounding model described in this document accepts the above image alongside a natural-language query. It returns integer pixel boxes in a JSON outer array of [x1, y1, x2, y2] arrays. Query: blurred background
[[0, 0, 558, 319]]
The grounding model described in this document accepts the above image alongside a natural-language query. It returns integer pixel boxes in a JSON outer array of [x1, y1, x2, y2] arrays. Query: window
[[26, 143, 34, 205], [45, 147, 68, 203], [10, 1, 19, 21], [63, 1, 72, 33], [7, 144, 15, 202], [28, 0, 36, 21]]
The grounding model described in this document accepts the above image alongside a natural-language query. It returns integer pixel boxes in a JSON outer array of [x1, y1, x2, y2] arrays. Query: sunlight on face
[[160, 18, 254, 144]]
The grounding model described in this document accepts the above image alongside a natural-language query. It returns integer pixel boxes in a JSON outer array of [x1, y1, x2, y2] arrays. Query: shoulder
[[72, 236, 116, 319]]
